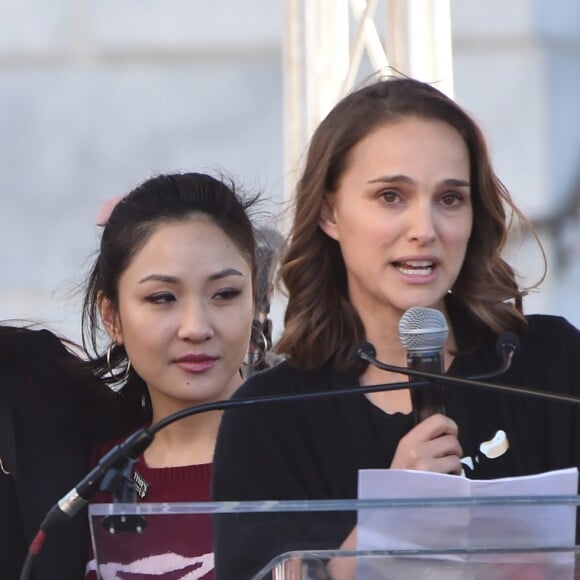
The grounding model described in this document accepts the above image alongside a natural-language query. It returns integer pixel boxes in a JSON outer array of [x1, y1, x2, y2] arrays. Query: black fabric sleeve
[[0, 328, 104, 580], [212, 394, 310, 579], [542, 317, 580, 542]]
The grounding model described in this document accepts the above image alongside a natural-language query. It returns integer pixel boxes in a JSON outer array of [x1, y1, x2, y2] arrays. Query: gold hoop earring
[[106, 342, 132, 382]]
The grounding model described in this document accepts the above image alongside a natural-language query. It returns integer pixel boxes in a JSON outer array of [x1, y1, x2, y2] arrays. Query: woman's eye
[[380, 190, 401, 204], [145, 292, 175, 304], [214, 288, 242, 301], [440, 192, 464, 207]]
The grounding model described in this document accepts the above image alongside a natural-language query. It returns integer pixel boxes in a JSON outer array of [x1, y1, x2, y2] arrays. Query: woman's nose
[[177, 302, 214, 342], [406, 202, 437, 245]]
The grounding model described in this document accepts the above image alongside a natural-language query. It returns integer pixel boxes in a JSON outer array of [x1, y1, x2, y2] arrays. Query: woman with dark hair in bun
[[82, 172, 259, 579]]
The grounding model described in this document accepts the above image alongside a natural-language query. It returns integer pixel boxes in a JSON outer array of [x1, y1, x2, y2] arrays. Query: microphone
[[398, 306, 448, 424], [495, 332, 520, 371]]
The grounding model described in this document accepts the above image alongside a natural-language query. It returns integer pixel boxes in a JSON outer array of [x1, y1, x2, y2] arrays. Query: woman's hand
[[390, 414, 463, 475], [328, 415, 462, 579]]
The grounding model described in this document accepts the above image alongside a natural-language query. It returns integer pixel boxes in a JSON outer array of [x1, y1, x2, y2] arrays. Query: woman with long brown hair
[[212, 76, 580, 578]]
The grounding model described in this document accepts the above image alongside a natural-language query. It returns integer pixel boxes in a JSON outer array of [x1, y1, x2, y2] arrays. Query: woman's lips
[[392, 259, 438, 283], [174, 354, 217, 373]]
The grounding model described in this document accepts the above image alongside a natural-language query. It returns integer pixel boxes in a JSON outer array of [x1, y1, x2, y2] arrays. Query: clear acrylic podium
[[89, 495, 580, 579]]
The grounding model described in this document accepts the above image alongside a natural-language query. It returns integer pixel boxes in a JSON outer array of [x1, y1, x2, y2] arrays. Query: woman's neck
[[143, 410, 222, 468]]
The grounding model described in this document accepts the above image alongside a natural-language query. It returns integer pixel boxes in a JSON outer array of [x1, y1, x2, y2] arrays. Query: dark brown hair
[[276, 76, 542, 371]]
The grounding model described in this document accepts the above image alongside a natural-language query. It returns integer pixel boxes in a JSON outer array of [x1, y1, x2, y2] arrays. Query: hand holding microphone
[[383, 306, 520, 475], [390, 413, 463, 475], [394, 306, 460, 474]]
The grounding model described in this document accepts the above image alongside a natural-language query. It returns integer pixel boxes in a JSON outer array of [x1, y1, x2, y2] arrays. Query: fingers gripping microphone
[[398, 306, 448, 424]]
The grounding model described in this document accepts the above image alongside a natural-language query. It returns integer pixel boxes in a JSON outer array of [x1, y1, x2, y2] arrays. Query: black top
[[212, 303, 580, 579], [0, 327, 121, 580]]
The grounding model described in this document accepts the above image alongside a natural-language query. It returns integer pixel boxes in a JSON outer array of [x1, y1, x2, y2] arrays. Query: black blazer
[[0, 327, 119, 580]]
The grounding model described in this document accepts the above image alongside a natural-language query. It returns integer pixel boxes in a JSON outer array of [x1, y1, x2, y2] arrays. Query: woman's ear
[[97, 291, 123, 345], [319, 196, 339, 241]]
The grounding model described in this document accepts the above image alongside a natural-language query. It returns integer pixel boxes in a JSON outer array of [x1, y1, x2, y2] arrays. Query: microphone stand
[[18, 378, 432, 580], [18, 348, 580, 580], [357, 347, 580, 407]]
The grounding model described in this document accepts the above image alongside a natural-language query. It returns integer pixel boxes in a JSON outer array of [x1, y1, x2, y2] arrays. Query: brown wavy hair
[[276, 76, 543, 371]]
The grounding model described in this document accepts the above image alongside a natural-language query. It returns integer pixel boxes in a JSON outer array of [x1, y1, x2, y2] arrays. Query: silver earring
[[244, 326, 268, 368], [0, 456, 10, 476], [106, 342, 115, 378], [106, 342, 132, 382]]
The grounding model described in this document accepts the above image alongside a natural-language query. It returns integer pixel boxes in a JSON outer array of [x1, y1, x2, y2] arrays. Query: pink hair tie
[[96, 195, 125, 226]]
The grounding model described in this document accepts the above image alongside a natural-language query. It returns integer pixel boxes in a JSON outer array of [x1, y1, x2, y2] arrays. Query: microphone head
[[398, 307, 448, 352], [354, 342, 377, 360], [496, 332, 520, 358]]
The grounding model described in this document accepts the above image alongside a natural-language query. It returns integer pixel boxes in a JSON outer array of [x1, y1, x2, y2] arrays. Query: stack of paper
[[355, 468, 578, 579]]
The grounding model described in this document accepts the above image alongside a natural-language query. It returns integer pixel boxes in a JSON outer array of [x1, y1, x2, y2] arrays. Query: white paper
[[354, 468, 579, 579]]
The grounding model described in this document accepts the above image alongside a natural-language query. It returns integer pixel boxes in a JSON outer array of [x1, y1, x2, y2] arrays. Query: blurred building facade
[[452, 0, 580, 324], [0, 0, 578, 343]]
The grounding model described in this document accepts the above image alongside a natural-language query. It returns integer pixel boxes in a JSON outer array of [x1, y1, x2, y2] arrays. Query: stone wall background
[[0, 0, 578, 344]]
